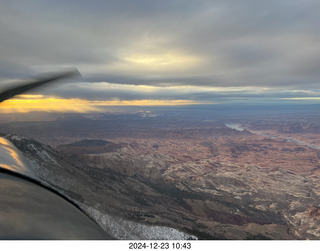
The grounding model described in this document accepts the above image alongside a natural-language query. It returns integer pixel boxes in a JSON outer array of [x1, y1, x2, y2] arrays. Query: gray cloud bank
[[1, 0, 320, 103]]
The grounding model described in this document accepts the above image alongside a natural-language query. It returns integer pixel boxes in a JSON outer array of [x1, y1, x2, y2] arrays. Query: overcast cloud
[[1, 0, 320, 103]]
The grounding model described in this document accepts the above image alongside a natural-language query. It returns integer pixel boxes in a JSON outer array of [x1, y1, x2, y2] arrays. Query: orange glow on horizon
[[0, 95, 208, 113], [0, 95, 100, 113]]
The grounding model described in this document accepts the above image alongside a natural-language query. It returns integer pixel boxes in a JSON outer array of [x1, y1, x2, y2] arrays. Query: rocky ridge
[[5, 133, 320, 239]]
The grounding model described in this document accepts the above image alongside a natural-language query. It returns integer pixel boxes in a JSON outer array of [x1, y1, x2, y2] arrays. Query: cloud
[[1, 0, 320, 104], [38, 81, 320, 105]]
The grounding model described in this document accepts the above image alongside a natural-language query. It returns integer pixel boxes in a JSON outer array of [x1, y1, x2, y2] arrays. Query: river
[[225, 123, 319, 150]]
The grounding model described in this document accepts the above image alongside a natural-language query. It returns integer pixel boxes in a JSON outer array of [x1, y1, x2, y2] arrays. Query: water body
[[225, 123, 319, 150]]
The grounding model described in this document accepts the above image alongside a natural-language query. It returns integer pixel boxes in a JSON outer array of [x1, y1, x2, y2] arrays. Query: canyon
[[1, 104, 320, 239]]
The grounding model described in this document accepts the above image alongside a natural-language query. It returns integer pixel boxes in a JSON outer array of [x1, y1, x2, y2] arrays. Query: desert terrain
[[1, 104, 320, 239]]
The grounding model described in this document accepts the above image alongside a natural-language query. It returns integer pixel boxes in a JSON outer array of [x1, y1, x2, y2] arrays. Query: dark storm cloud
[[1, 0, 320, 102]]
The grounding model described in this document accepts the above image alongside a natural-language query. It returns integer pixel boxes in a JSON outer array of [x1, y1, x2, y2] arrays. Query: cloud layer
[[1, 0, 320, 104]]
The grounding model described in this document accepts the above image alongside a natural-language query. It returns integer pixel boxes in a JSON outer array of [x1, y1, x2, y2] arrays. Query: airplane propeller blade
[[0, 69, 80, 103]]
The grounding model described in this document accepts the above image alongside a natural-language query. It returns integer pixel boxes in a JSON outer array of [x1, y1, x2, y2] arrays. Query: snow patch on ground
[[10, 135, 26, 141], [81, 204, 197, 240], [27, 143, 59, 165]]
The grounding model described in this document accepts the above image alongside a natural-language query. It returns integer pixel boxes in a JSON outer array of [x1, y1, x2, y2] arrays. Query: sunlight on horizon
[[0, 95, 209, 113]]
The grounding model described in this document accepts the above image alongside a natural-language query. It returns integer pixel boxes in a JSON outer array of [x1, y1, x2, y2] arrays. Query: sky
[[1, 0, 320, 113]]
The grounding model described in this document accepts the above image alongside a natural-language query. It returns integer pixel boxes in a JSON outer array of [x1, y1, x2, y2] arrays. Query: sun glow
[[125, 53, 194, 66], [120, 50, 203, 72], [0, 95, 101, 113], [0, 95, 206, 113]]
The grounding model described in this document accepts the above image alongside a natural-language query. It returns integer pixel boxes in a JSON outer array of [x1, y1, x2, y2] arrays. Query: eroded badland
[[1, 105, 320, 239]]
